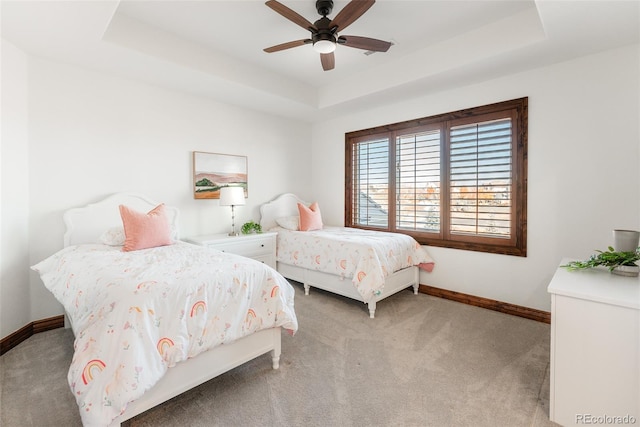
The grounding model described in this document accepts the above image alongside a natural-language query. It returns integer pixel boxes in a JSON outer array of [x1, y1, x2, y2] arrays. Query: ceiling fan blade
[[320, 52, 335, 71], [265, 0, 317, 32], [264, 39, 311, 53], [329, 0, 375, 32], [338, 35, 391, 52]]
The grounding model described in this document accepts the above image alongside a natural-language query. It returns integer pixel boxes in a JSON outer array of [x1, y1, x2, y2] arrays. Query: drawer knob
[[261, 244, 264, 247]]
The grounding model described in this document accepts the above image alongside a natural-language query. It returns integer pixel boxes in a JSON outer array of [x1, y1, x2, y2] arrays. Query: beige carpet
[[1, 282, 558, 426]]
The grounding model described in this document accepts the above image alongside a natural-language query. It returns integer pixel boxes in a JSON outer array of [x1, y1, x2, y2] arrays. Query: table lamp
[[219, 186, 246, 236]]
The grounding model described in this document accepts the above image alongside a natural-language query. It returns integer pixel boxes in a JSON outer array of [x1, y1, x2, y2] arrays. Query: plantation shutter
[[449, 117, 513, 238], [396, 129, 441, 232], [346, 97, 526, 256], [351, 137, 390, 228]]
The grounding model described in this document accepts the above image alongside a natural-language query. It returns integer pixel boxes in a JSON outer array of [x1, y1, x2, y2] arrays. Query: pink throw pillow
[[298, 202, 323, 231], [119, 204, 172, 251]]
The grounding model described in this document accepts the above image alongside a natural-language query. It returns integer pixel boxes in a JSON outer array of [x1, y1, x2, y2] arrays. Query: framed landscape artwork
[[193, 151, 248, 199]]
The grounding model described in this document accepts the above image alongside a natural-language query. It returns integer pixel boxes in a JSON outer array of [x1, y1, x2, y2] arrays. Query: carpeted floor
[[1, 282, 558, 426]]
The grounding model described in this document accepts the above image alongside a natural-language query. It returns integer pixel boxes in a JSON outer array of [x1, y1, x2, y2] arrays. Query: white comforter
[[32, 242, 298, 427], [274, 226, 434, 302]]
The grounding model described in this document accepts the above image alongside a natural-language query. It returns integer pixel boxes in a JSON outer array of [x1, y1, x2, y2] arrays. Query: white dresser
[[548, 259, 639, 426], [186, 232, 277, 269]]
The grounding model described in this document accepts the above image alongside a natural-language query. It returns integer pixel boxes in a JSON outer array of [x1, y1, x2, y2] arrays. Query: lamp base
[[228, 231, 239, 237]]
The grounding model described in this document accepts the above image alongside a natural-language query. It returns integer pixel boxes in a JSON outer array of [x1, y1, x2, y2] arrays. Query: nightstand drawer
[[185, 232, 277, 269], [205, 238, 272, 257], [252, 254, 276, 267]]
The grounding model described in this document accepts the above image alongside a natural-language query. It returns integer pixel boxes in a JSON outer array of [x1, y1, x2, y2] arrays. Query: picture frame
[[193, 151, 248, 199]]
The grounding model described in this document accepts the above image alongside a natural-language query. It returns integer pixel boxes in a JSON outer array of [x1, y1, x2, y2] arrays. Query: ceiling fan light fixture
[[313, 39, 336, 54]]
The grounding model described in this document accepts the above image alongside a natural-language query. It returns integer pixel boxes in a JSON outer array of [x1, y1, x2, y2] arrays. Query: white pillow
[[99, 227, 126, 246], [276, 216, 299, 231]]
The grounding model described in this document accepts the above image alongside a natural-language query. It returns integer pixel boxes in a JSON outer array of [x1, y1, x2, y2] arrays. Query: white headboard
[[259, 193, 309, 231], [63, 193, 180, 247]]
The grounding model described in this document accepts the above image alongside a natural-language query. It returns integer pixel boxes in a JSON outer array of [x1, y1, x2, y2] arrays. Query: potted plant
[[562, 246, 640, 277], [241, 220, 262, 235]]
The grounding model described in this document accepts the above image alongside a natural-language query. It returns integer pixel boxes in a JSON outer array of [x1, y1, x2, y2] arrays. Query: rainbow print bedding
[[274, 226, 434, 302], [32, 242, 298, 426]]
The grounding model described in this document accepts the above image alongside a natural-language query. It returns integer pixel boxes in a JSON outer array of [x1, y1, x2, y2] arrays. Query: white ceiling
[[2, 0, 639, 122]]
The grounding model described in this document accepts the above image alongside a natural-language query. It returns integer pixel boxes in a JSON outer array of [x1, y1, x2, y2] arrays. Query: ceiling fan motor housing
[[312, 16, 336, 42], [316, 0, 334, 16]]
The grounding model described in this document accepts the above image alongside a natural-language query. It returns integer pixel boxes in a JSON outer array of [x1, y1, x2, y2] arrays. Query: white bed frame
[[62, 192, 282, 426], [260, 193, 419, 319]]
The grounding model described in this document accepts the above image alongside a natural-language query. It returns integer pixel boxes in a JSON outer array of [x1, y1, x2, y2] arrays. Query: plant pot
[[611, 265, 640, 277], [613, 229, 640, 252]]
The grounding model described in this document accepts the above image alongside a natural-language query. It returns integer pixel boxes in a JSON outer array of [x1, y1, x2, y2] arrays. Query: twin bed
[[32, 193, 298, 426], [32, 192, 433, 425], [260, 193, 434, 318]]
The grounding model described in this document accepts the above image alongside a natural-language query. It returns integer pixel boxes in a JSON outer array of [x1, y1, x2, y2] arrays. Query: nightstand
[[185, 232, 277, 269]]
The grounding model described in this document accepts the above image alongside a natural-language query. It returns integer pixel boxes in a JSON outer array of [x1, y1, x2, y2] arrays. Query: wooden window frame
[[345, 97, 528, 256]]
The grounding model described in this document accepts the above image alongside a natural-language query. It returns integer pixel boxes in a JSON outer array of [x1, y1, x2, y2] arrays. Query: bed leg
[[412, 283, 419, 295], [303, 283, 310, 295], [271, 353, 280, 370], [413, 267, 420, 294], [271, 328, 281, 370], [368, 300, 376, 319]]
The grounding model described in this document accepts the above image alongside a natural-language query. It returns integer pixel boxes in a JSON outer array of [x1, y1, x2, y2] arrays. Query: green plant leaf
[[562, 247, 640, 271], [241, 221, 262, 234]]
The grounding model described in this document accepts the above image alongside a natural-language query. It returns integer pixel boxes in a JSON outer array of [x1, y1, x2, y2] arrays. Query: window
[[345, 98, 527, 256]]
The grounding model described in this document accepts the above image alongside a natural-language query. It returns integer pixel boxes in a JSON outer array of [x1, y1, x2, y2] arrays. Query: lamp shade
[[313, 39, 336, 54], [219, 186, 245, 206]]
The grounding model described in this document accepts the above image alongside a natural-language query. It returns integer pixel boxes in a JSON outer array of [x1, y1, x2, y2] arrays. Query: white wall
[[1, 40, 31, 338], [17, 55, 312, 323], [310, 44, 640, 312]]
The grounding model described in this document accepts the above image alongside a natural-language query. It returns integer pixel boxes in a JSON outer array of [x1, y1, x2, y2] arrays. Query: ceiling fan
[[263, 0, 392, 71]]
